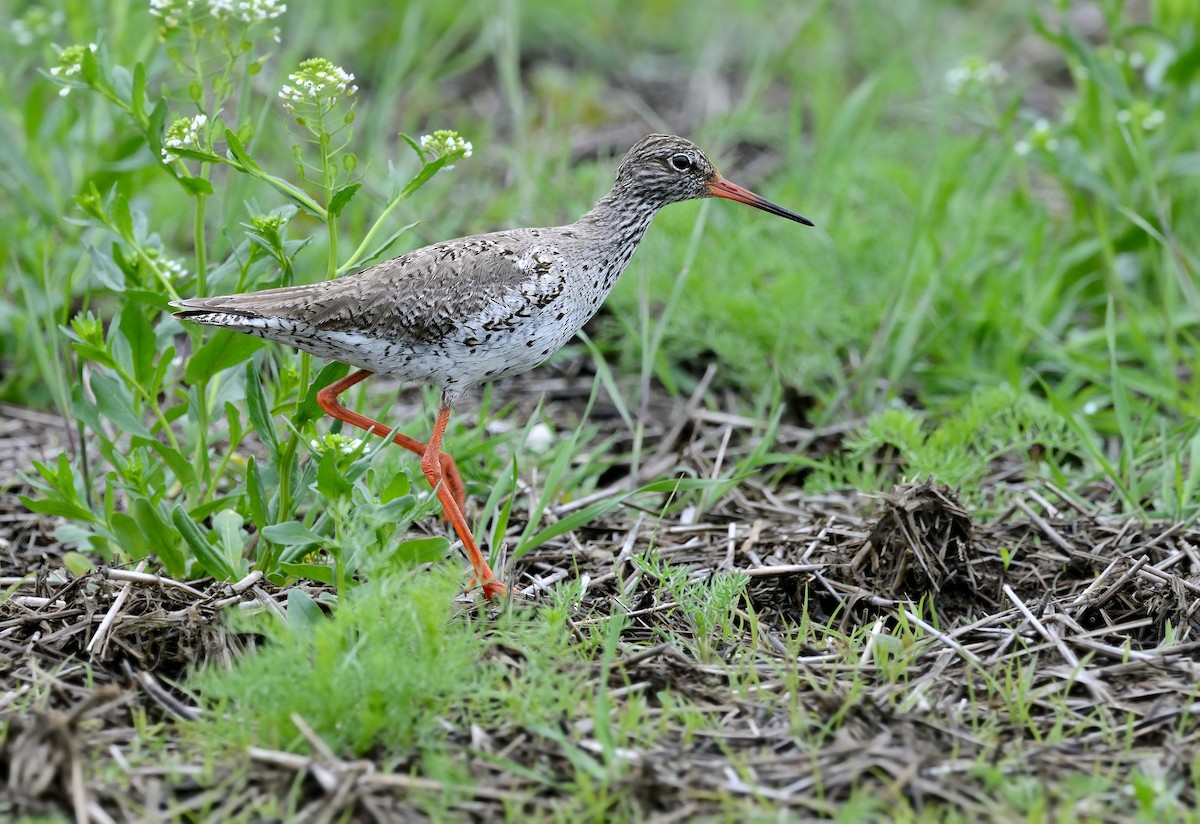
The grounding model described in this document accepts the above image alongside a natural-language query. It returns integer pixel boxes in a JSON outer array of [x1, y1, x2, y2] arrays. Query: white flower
[[160, 113, 208, 163], [208, 0, 286, 24], [419, 130, 473, 161], [310, 434, 367, 456], [1015, 117, 1058, 157], [1116, 104, 1164, 132], [159, 256, 190, 280], [278, 58, 357, 112], [946, 57, 1006, 96], [150, 0, 198, 29], [524, 422, 555, 454], [49, 43, 97, 96]]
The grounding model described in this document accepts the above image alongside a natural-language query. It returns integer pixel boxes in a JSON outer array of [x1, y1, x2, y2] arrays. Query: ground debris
[[2, 377, 1199, 819], [858, 477, 975, 599]]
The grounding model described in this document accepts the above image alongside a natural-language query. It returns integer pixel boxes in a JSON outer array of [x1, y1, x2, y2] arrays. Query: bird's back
[[171, 224, 627, 391]]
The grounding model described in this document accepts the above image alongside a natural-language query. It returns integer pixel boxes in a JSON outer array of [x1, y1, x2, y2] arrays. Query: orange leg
[[315, 369, 505, 598], [316, 369, 466, 510], [421, 401, 506, 599]]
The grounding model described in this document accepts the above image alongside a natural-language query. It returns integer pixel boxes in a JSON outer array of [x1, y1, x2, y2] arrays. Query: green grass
[[3, 0, 1200, 819]]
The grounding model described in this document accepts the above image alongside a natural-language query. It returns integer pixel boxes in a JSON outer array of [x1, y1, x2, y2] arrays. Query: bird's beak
[[707, 175, 814, 227]]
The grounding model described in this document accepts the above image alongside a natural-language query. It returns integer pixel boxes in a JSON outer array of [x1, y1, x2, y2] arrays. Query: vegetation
[[1, 0, 1198, 819]]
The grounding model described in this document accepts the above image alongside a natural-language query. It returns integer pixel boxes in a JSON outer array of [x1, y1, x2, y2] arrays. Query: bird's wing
[[171, 229, 567, 345]]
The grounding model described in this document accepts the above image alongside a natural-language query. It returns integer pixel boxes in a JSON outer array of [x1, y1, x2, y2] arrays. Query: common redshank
[[172, 134, 812, 598]]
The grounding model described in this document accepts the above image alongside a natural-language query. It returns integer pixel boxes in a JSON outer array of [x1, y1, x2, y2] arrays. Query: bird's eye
[[669, 153, 692, 172]]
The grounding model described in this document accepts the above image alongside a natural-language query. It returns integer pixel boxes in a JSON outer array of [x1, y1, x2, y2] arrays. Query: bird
[[171, 134, 813, 599]]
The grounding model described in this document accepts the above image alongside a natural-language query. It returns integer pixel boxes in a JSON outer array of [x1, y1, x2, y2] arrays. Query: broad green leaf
[[133, 498, 185, 577], [316, 449, 352, 500], [245, 361, 279, 457], [224, 127, 260, 171], [179, 176, 215, 195], [328, 183, 361, 216], [172, 504, 236, 581], [131, 61, 147, 124], [280, 563, 336, 587], [245, 456, 270, 529], [20, 496, 96, 523], [133, 437, 197, 488], [299, 361, 349, 423], [261, 521, 326, 547], [110, 512, 153, 561], [86, 243, 125, 291], [393, 536, 449, 565], [90, 373, 152, 439], [286, 587, 328, 630], [118, 307, 156, 384], [185, 329, 265, 383], [213, 509, 247, 575]]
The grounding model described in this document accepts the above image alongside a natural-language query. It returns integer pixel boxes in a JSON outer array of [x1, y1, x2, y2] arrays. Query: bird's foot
[[470, 576, 512, 600]]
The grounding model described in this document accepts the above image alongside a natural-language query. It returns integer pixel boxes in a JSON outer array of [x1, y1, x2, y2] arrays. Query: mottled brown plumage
[[172, 134, 812, 598]]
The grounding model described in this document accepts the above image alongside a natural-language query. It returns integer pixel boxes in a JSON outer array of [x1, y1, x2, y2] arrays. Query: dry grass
[[2, 370, 1199, 821], [2, 371, 1200, 820]]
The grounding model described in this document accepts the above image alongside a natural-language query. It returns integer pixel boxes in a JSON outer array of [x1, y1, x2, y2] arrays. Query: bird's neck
[[576, 184, 661, 250]]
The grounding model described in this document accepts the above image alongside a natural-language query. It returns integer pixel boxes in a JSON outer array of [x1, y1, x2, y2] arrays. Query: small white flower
[[1015, 117, 1058, 156], [524, 422, 555, 454], [310, 433, 368, 456], [1141, 109, 1164, 131], [158, 256, 190, 280], [150, 0, 198, 29], [278, 58, 356, 113], [1116, 109, 1133, 124], [946, 57, 1006, 96], [419, 130, 473, 162], [160, 113, 208, 163], [49, 43, 97, 95]]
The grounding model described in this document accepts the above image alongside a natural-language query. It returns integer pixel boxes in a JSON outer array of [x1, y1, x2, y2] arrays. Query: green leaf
[[224, 127, 261, 172], [299, 361, 349, 424], [185, 329, 265, 383], [131, 61, 147, 124], [86, 242, 126, 291], [213, 509, 247, 578], [63, 551, 97, 577], [118, 307, 156, 384], [328, 183, 361, 217], [90, 373, 152, 439], [20, 496, 96, 522], [179, 176, 215, 195], [356, 221, 419, 269], [285, 588, 329, 632], [245, 456, 270, 529], [245, 361, 279, 457], [146, 98, 167, 162], [112, 192, 134, 241], [110, 512, 153, 562], [172, 504, 236, 581], [280, 563, 336, 587], [133, 498, 185, 577], [393, 536, 449, 565], [380, 471, 410, 503], [189, 494, 241, 522], [316, 449, 352, 500], [133, 437, 197, 488], [261, 521, 326, 547]]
